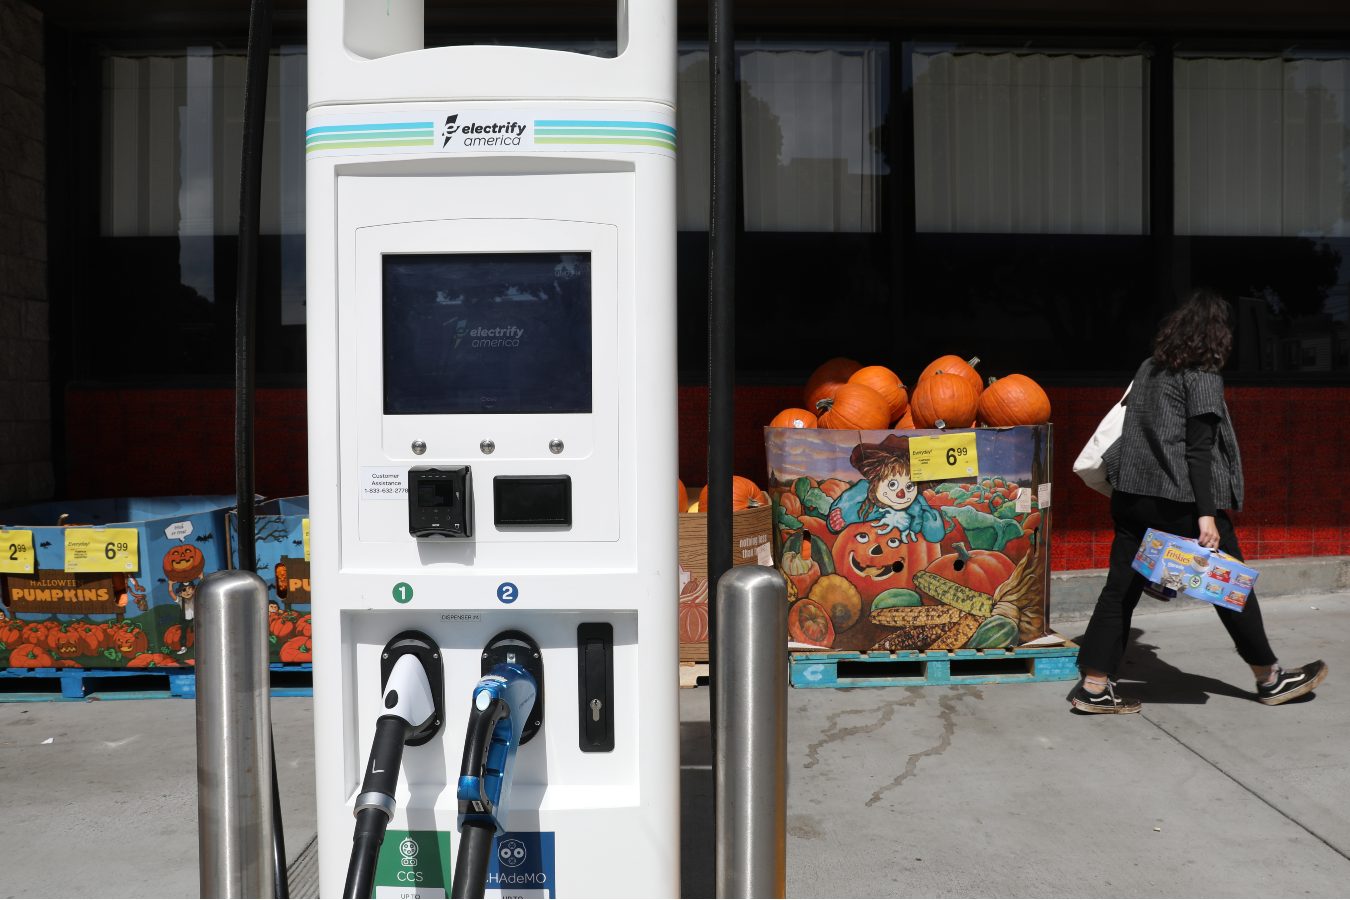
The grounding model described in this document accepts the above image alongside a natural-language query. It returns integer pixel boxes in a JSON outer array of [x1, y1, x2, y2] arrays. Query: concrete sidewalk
[[0, 593, 1345, 898]]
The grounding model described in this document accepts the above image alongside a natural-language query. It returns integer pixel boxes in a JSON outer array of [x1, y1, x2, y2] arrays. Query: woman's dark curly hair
[[1152, 288, 1232, 372]]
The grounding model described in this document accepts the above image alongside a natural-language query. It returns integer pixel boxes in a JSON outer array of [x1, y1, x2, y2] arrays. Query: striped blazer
[[1104, 358, 1244, 511]]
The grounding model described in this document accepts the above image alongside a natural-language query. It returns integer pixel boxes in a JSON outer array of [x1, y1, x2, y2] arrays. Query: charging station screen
[[382, 252, 592, 415]]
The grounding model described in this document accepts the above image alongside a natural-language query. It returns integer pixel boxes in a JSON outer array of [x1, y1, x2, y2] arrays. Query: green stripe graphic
[[307, 130, 433, 145], [535, 137, 675, 150], [305, 139, 435, 153]]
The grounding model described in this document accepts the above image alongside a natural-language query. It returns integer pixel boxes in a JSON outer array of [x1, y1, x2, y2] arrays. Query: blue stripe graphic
[[305, 122, 435, 136], [534, 120, 676, 135]]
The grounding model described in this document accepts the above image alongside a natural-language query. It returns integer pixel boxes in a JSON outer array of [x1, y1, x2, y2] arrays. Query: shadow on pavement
[[1065, 626, 1257, 705]]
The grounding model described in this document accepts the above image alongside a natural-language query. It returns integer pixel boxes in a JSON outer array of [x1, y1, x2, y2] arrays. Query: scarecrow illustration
[[827, 434, 945, 543]]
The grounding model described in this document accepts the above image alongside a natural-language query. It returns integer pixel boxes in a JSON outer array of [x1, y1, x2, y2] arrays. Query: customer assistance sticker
[[362, 468, 409, 501]]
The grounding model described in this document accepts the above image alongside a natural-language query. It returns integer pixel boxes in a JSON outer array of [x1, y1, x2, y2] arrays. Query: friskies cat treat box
[[765, 426, 1053, 653], [1132, 527, 1258, 612], [0, 496, 234, 668]]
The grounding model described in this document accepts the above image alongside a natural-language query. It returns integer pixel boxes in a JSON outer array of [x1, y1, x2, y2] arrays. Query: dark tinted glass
[[382, 253, 592, 415]]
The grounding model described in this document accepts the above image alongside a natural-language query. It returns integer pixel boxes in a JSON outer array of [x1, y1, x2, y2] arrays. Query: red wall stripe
[[64, 384, 1349, 570]]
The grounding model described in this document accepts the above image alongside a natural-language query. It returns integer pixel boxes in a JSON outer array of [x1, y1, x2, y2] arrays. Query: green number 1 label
[[393, 582, 414, 603]]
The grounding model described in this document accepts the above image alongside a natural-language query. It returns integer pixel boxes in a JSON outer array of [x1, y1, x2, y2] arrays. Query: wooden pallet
[[679, 661, 709, 689], [790, 641, 1079, 689], [0, 664, 314, 702]]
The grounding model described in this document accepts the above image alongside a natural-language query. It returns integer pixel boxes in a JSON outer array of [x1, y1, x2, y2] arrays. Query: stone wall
[[0, 0, 51, 508]]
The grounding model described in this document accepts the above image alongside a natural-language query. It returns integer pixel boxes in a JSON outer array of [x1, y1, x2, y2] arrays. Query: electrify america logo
[[441, 112, 529, 148]]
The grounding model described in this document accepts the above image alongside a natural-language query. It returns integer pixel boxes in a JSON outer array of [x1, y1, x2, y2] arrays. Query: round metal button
[[480, 440, 496, 455], [549, 439, 564, 455], [411, 440, 427, 455]]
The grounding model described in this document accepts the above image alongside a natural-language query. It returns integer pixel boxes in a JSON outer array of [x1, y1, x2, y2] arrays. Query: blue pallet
[[0, 663, 313, 702], [790, 643, 1080, 689]]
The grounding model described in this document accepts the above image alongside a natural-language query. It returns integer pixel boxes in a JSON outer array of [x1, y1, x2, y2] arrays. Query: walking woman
[[1068, 289, 1328, 713]]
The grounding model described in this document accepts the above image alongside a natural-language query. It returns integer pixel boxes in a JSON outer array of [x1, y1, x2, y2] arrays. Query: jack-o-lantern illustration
[[830, 520, 943, 603], [162, 544, 206, 582]]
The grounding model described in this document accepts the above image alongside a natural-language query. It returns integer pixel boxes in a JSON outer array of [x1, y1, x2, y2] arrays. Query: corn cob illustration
[[869, 605, 964, 627], [927, 613, 983, 650], [913, 571, 996, 618], [870, 623, 956, 651]]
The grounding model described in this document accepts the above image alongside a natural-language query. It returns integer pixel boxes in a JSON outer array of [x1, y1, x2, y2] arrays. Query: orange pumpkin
[[815, 383, 890, 430], [787, 599, 835, 647], [769, 407, 818, 429], [910, 372, 979, 429], [818, 478, 850, 500], [678, 580, 710, 643], [20, 621, 48, 645], [164, 624, 194, 652], [924, 543, 1017, 596], [678, 479, 689, 514], [848, 366, 909, 422], [778, 491, 804, 518], [0, 619, 22, 647], [162, 544, 206, 582], [109, 623, 149, 657], [781, 540, 822, 599], [804, 357, 862, 410], [918, 355, 983, 398], [279, 635, 313, 664], [978, 374, 1052, 427], [830, 520, 944, 602], [698, 476, 769, 512], [126, 652, 182, 668], [894, 409, 916, 430], [46, 626, 85, 659], [270, 611, 299, 641], [71, 622, 107, 653], [9, 642, 53, 668]]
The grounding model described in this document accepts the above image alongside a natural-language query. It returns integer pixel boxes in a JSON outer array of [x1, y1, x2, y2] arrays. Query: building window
[[913, 47, 1149, 235], [905, 42, 1155, 375], [739, 42, 889, 233], [676, 42, 889, 233], [1174, 50, 1350, 373]]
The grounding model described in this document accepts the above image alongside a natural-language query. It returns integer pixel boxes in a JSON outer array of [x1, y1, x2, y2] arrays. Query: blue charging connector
[[450, 655, 538, 899]]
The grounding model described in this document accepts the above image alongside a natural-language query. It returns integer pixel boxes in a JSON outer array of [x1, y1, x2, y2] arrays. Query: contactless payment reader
[[304, 2, 680, 897]]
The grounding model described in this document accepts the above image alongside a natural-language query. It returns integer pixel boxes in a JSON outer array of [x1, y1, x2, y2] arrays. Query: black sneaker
[[1257, 661, 1328, 705], [1067, 679, 1142, 714]]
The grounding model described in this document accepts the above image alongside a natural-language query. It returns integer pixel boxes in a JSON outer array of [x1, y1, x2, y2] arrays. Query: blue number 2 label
[[496, 582, 518, 604]]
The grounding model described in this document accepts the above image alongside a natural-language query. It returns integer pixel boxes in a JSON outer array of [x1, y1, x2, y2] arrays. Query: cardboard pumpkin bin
[[677, 498, 773, 662], [0, 496, 234, 669], [226, 497, 312, 666], [765, 426, 1053, 654]]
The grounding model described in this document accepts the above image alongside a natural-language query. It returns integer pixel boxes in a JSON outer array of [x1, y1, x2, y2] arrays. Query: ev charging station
[[304, 2, 680, 896]]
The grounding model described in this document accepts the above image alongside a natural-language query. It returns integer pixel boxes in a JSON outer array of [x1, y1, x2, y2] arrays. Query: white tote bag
[[1072, 383, 1132, 498]]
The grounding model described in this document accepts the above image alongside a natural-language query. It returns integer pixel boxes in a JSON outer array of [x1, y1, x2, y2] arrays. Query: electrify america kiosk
[[305, 2, 680, 896]]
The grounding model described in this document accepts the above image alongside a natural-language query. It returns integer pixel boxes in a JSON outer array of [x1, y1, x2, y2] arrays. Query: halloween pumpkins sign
[[766, 424, 1052, 653]]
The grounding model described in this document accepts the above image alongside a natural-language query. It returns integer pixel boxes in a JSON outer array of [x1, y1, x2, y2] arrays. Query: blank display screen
[[383, 252, 592, 415], [494, 476, 572, 526]]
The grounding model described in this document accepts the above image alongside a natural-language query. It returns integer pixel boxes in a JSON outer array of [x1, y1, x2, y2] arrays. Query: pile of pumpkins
[[769, 355, 1051, 431], [678, 475, 768, 513]]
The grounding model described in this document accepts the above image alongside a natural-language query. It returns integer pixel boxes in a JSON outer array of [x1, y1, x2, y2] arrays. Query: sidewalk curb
[[1050, 555, 1350, 624]]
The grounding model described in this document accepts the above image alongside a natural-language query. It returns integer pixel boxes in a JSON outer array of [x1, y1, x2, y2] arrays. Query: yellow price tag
[[302, 518, 311, 562], [65, 528, 140, 573], [0, 530, 36, 574], [909, 432, 980, 481]]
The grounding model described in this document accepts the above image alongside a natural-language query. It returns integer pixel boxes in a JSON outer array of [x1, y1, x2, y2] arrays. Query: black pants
[[1077, 491, 1277, 677]]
